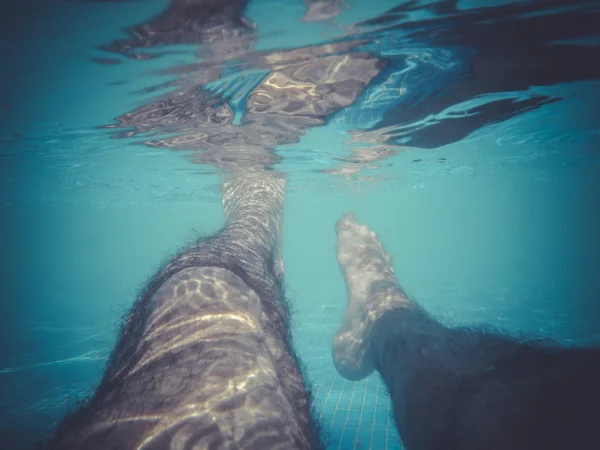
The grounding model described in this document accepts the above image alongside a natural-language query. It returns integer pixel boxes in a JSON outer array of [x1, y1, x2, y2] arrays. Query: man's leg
[[47, 173, 320, 450], [332, 212, 600, 450]]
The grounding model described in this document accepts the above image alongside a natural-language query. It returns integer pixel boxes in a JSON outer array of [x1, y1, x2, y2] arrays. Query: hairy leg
[[332, 212, 600, 450], [47, 173, 320, 450]]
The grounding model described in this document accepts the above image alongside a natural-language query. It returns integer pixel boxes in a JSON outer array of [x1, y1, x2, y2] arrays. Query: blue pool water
[[1, 0, 600, 449]]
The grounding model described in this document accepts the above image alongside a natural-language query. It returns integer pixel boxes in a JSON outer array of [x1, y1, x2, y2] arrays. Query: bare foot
[[332, 213, 414, 380]]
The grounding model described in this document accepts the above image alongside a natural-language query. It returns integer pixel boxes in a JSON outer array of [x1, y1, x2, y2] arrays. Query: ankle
[[364, 281, 414, 324]]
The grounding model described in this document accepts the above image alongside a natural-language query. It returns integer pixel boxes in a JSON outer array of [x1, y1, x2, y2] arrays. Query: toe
[[336, 212, 358, 233]]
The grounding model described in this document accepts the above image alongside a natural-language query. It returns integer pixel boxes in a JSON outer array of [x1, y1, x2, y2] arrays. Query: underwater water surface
[[1, 0, 600, 449]]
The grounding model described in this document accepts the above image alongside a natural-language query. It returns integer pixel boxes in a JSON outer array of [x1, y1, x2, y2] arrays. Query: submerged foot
[[332, 212, 414, 380]]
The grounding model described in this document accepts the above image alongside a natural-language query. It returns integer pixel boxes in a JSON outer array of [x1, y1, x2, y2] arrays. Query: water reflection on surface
[[97, 0, 600, 176]]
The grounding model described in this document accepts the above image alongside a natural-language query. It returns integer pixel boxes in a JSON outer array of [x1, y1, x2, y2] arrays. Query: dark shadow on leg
[[371, 308, 600, 450]]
